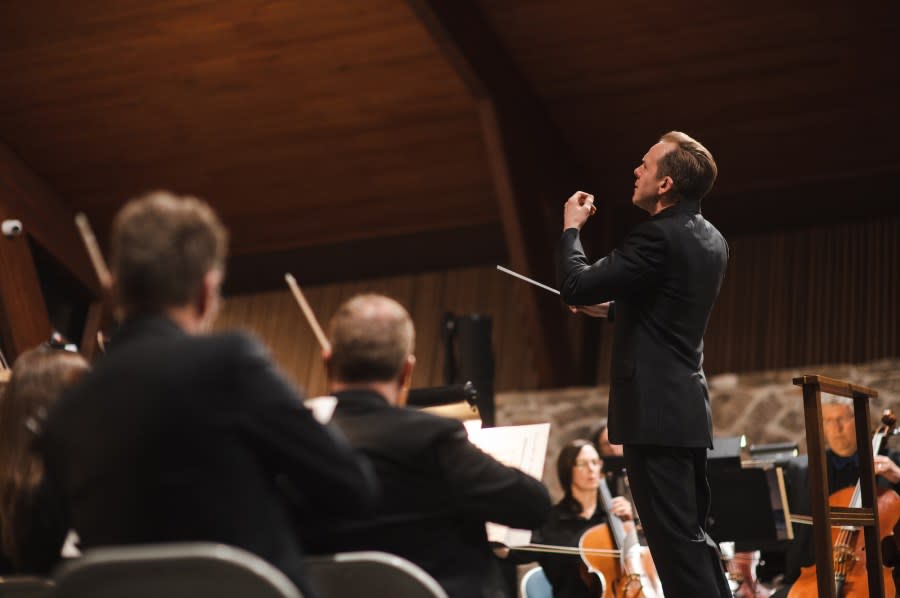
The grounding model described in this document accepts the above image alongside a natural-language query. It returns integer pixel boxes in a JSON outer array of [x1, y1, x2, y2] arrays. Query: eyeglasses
[[574, 459, 602, 470]]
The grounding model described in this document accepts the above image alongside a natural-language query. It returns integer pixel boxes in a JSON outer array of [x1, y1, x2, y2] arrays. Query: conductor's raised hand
[[563, 191, 596, 231]]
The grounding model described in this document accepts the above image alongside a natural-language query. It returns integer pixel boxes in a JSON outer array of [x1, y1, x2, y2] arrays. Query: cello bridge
[[832, 543, 857, 577], [618, 573, 644, 597]]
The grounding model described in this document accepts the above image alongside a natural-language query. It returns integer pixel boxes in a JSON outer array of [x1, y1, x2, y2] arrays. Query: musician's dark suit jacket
[[40, 315, 377, 597], [308, 389, 552, 598], [558, 199, 728, 448]]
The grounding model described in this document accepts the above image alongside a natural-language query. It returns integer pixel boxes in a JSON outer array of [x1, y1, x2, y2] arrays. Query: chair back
[[520, 565, 553, 598], [0, 575, 53, 598], [305, 551, 447, 598], [49, 543, 302, 598]]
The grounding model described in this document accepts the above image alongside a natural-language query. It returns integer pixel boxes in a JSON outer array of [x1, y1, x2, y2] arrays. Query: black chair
[[305, 551, 447, 598], [0, 576, 53, 598], [519, 566, 553, 598], [49, 543, 302, 598]]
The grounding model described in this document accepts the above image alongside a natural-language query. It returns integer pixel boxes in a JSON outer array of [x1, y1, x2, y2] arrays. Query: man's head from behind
[[656, 131, 718, 203], [111, 191, 228, 330], [325, 294, 416, 405]]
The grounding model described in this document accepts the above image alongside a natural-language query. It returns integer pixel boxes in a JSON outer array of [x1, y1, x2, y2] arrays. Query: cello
[[788, 410, 900, 597], [507, 475, 663, 597], [579, 477, 664, 597]]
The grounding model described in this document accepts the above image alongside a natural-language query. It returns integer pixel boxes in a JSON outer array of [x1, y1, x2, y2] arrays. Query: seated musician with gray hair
[[772, 394, 900, 597], [309, 293, 551, 598]]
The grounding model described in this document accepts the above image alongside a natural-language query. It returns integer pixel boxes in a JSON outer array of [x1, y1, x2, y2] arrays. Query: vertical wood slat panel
[[213, 265, 540, 397], [214, 217, 898, 395], [700, 217, 900, 376]]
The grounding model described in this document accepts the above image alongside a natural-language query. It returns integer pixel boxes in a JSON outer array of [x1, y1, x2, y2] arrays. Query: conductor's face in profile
[[822, 402, 857, 457], [632, 141, 676, 214]]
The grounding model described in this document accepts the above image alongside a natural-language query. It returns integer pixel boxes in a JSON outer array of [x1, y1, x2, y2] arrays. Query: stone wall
[[495, 358, 900, 500]]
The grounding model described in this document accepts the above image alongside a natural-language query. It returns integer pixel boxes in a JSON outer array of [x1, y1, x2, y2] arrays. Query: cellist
[[525, 439, 635, 598], [772, 395, 900, 597]]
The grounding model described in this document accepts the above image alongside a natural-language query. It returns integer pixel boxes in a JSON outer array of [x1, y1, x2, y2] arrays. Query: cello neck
[[597, 477, 632, 550], [847, 422, 891, 510]]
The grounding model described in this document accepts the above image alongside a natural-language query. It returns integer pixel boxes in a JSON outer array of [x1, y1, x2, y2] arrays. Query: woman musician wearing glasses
[[504, 439, 649, 598]]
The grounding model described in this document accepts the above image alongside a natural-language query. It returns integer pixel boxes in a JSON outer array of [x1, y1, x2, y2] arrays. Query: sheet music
[[467, 423, 550, 546], [304, 396, 338, 424]]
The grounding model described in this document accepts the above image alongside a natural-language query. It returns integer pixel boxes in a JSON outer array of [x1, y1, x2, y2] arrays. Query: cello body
[[579, 479, 665, 598], [578, 523, 617, 595], [788, 486, 900, 598]]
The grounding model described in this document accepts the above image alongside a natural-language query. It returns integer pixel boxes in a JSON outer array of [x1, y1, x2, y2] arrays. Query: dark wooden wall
[[213, 266, 541, 397], [708, 217, 899, 373], [215, 216, 899, 394], [593, 216, 900, 382]]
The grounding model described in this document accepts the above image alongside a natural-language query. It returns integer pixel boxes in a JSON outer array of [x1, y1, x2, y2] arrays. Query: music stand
[[707, 466, 793, 545]]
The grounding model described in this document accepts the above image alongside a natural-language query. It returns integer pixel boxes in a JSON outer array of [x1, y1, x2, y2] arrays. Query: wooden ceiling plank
[[405, 0, 589, 387], [0, 214, 52, 360], [223, 222, 507, 296]]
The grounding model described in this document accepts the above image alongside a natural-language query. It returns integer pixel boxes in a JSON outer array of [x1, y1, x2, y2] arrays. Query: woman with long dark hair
[[0, 343, 88, 574], [535, 439, 634, 598]]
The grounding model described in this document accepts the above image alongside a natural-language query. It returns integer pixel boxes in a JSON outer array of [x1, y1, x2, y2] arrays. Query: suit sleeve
[[435, 426, 551, 529], [885, 450, 900, 495], [230, 335, 379, 517], [557, 222, 668, 306]]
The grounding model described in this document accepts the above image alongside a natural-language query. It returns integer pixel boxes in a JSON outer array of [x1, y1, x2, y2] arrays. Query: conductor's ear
[[658, 175, 675, 195]]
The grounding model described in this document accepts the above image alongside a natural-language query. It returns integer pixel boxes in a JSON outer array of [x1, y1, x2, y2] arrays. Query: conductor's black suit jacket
[[309, 389, 552, 598], [41, 316, 377, 596], [558, 199, 728, 447]]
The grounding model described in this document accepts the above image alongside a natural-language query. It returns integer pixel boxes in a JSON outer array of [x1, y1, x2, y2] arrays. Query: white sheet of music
[[304, 396, 338, 424], [467, 422, 550, 546]]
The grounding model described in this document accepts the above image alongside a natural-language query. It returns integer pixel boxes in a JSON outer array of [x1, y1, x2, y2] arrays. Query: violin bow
[[74, 213, 113, 292], [74, 213, 116, 356], [284, 273, 331, 354]]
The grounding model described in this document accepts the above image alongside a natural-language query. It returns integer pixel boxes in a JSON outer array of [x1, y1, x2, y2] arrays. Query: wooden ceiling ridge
[[0, 142, 102, 359], [405, 0, 594, 387]]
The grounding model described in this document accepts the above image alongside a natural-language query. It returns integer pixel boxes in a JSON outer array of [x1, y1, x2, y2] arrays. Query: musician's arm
[[232, 334, 379, 515], [875, 450, 900, 489], [436, 427, 552, 529]]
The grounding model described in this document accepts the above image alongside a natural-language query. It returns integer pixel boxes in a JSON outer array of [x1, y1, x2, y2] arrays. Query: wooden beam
[[477, 100, 580, 387], [79, 301, 106, 362], [406, 0, 593, 387], [0, 143, 100, 296], [0, 217, 52, 360]]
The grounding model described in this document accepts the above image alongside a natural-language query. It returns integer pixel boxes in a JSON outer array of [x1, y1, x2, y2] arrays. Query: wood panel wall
[[213, 266, 541, 397], [217, 217, 899, 394], [706, 217, 899, 373]]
